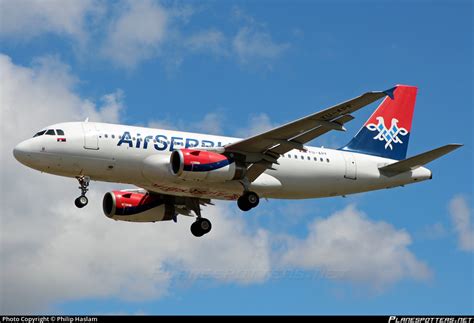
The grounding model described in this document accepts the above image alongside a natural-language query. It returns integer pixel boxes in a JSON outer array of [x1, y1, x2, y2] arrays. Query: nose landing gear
[[74, 176, 90, 208]]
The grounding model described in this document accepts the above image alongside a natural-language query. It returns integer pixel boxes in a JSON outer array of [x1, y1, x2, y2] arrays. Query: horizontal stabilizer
[[379, 144, 463, 175]]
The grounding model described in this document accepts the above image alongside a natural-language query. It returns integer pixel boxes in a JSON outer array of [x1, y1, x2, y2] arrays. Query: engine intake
[[170, 149, 246, 181]]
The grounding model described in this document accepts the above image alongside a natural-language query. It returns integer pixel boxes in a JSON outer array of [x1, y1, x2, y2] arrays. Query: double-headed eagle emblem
[[366, 117, 408, 150]]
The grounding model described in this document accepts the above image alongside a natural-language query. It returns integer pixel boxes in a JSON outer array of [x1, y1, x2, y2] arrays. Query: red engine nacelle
[[170, 149, 246, 182], [102, 191, 175, 222]]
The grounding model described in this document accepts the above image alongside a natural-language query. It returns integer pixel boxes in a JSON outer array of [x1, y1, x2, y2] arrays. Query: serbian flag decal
[[57, 138, 67, 142]]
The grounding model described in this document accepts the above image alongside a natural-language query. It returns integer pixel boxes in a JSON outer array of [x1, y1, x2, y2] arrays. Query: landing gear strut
[[74, 175, 90, 208], [237, 191, 259, 211], [189, 199, 212, 237]]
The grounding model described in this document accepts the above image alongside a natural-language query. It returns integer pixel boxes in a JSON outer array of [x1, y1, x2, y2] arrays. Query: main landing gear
[[190, 218, 212, 237], [237, 191, 259, 211], [189, 200, 212, 237], [74, 175, 90, 208]]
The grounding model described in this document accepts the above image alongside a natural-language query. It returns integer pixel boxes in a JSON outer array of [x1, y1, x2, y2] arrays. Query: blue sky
[[0, 0, 472, 315]]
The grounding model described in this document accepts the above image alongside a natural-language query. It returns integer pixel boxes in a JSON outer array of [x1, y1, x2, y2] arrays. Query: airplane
[[13, 85, 462, 237]]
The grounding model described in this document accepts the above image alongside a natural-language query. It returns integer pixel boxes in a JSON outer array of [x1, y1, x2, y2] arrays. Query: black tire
[[199, 218, 212, 234], [191, 218, 212, 237], [237, 197, 252, 211], [74, 196, 88, 208], [246, 192, 259, 208], [190, 221, 204, 237]]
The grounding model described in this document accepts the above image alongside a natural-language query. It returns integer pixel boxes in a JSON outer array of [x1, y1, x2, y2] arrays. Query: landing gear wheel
[[75, 196, 88, 208], [190, 218, 212, 237], [75, 176, 90, 208], [190, 222, 202, 237], [237, 197, 252, 211], [199, 218, 212, 234], [237, 191, 259, 211], [246, 192, 259, 208]]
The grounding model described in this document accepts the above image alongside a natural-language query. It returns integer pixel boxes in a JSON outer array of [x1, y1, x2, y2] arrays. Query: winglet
[[383, 86, 397, 100]]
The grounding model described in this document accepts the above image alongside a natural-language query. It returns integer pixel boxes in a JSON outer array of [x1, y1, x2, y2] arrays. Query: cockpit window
[[33, 130, 46, 137], [45, 129, 56, 135], [56, 129, 65, 135]]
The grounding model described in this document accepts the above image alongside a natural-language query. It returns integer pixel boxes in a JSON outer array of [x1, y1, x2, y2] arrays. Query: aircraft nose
[[13, 140, 33, 164]]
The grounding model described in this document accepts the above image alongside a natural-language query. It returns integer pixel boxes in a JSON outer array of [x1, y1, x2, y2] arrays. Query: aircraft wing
[[225, 87, 395, 181], [141, 188, 213, 218]]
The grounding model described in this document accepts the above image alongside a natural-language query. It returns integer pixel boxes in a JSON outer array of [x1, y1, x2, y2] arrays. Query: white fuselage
[[13, 122, 432, 200]]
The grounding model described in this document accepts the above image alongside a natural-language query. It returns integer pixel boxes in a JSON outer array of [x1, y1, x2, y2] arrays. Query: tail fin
[[342, 84, 417, 160]]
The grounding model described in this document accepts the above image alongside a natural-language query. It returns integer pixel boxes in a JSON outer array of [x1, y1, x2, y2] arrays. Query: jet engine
[[102, 191, 175, 222], [170, 149, 246, 181]]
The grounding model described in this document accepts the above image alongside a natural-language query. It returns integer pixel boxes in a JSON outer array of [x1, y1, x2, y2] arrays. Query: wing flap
[[246, 161, 274, 182], [379, 144, 463, 175]]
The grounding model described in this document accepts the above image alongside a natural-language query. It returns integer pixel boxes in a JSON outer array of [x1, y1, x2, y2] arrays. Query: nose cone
[[13, 140, 34, 165]]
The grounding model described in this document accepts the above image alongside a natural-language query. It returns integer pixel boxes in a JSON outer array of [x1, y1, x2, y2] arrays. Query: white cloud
[[0, 2, 290, 70], [184, 30, 227, 56], [147, 119, 178, 131], [0, 54, 123, 129], [82, 90, 125, 124], [420, 222, 447, 240], [194, 112, 224, 135], [148, 110, 281, 139], [148, 112, 224, 135], [449, 196, 474, 252], [235, 113, 277, 137], [101, 0, 168, 69], [232, 26, 289, 65], [281, 205, 432, 290], [0, 0, 99, 42], [0, 53, 271, 313]]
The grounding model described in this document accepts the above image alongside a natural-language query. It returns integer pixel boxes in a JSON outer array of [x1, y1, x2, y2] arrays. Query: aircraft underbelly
[[140, 181, 243, 200]]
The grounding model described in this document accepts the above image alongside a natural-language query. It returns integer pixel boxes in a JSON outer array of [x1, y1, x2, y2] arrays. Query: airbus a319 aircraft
[[14, 85, 461, 237]]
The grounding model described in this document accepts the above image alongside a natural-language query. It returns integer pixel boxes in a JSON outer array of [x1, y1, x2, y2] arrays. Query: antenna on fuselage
[[84, 117, 89, 122]]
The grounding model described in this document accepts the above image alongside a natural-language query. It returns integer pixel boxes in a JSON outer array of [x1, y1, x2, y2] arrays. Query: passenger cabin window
[[56, 129, 64, 135], [33, 130, 46, 137], [45, 129, 55, 135]]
